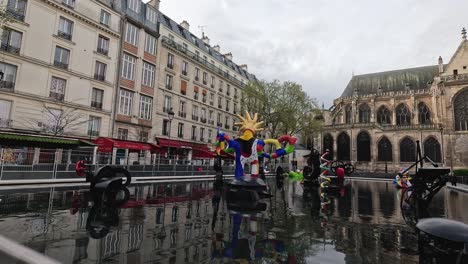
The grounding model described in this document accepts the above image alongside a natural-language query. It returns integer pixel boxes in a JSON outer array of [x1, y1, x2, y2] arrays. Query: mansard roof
[[341, 65, 439, 97]]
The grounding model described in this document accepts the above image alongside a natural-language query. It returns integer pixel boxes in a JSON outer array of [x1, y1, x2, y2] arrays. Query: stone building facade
[[0, 0, 121, 139], [323, 34, 468, 172]]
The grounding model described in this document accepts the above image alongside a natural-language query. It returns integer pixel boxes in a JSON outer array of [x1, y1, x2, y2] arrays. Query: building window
[[358, 103, 371, 123], [142, 62, 155, 87], [58, 17, 73, 40], [322, 133, 333, 159], [146, 6, 157, 23], [97, 35, 109, 55], [54, 46, 70, 69], [454, 89, 468, 131], [162, 119, 169, 136], [179, 101, 186, 117], [202, 92, 207, 103], [6, 0, 27, 22], [344, 105, 352, 124], [201, 108, 206, 122], [163, 95, 171, 113], [377, 106, 391, 125], [139, 95, 152, 120], [224, 116, 229, 129], [210, 93, 214, 106], [218, 97, 222, 109], [208, 129, 212, 142], [88, 116, 101, 137], [144, 33, 156, 55], [396, 104, 411, 126], [1, 27, 22, 54], [50, 76, 66, 101], [100, 10, 110, 27], [94, 61, 107, 81], [62, 0, 75, 8], [194, 90, 199, 100], [127, 0, 140, 12], [200, 127, 205, 141], [337, 132, 350, 161], [165, 74, 173, 89], [177, 123, 184, 138], [195, 67, 199, 81], [192, 105, 198, 121], [182, 42, 188, 52], [217, 113, 222, 126], [124, 22, 138, 45], [400, 137, 416, 162], [418, 102, 431, 125], [233, 103, 237, 114], [210, 76, 215, 88], [91, 88, 103, 109], [356, 131, 371, 161], [225, 99, 230, 111], [118, 128, 128, 140], [167, 53, 174, 69], [226, 84, 230, 96], [121, 53, 136, 80], [202, 72, 207, 85], [139, 131, 149, 142], [424, 137, 441, 163], [209, 110, 213, 124], [377, 137, 393, 161], [182, 61, 188, 75], [0, 62, 17, 90], [118, 89, 133, 116], [218, 80, 223, 92], [191, 126, 197, 140], [0, 100, 11, 128]]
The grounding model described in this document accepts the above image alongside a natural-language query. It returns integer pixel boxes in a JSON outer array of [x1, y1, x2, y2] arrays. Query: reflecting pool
[[0, 179, 467, 263]]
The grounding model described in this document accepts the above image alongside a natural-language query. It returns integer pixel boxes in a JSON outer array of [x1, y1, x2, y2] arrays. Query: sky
[[148, 0, 468, 106]]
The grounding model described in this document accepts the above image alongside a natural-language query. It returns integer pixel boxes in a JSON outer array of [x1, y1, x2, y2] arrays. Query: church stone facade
[[322, 34, 468, 172]]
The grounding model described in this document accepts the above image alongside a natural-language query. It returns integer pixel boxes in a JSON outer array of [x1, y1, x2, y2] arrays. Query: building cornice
[[40, 0, 120, 38]]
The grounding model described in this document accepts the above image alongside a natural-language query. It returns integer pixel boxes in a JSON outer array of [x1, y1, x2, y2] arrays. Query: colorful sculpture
[[216, 111, 296, 186]]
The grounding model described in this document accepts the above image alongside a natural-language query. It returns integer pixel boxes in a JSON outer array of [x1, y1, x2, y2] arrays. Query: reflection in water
[[0, 180, 466, 263]]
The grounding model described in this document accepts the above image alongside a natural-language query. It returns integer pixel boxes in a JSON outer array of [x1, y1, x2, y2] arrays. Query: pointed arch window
[[396, 104, 411, 126], [345, 105, 352, 124], [337, 132, 350, 161], [322, 133, 334, 159], [357, 131, 371, 161], [377, 137, 393, 161], [400, 137, 416, 162], [358, 103, 371, 123], [454, 89, 468, 131], [377, 106, 391, 125], [424, 137, 441, 163], [418, 102, 431, 125]]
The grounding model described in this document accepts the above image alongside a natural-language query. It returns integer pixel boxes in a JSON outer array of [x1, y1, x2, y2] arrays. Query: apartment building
[[0, 0, 120, 147], [154, 14, 257, 162]]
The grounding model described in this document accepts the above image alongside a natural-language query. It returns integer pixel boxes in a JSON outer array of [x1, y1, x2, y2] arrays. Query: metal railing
[[0, 119, 12, 128], [441, 73, 468, 83], [0, 43, 20, 54], [54, 61, 68, 69], [6, 9, 25, 22], [0, 80, 15, 89], [97, 47, 109, 56], [0, 148, 236, 180], [57, 31, 72, 41]]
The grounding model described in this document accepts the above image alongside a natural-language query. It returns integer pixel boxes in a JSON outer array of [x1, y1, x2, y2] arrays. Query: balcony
[[50, 92, 65, 101], [62, 0, 75, 8], [54, 61, 68, 69], [57, 31, 72, 41], [0, 118, 12, 128], [162, 130, 169, 136], [6, 9, 25, 22], [209, 120, 214, 125], [97, 47, 109, 56], [166, 85, 172, 90], [201, 118, 207, 123], [163, 107, 171, 113], [192, 115, 199, 121], [182, 70, 187, 76], [441, 73, 468, 84], [87, 130, 100, 137], [0, 43, 20, 54], [94, 74, 106, 81], [0, 81, 15, 90], [167, 63, 174, 69], [178, 111, 186, 118], [91, 101, 103, 109], [195, 76, 199, 81], [224, 124, 230, 130], [217, 122, 222, 127]]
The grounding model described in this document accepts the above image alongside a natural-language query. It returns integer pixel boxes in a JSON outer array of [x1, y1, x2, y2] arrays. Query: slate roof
[[341, 65, 439, 97], [156, 11, 257, 82]]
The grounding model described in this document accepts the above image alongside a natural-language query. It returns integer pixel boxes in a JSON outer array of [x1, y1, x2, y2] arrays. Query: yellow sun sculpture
[[234, 111, 264, 141]]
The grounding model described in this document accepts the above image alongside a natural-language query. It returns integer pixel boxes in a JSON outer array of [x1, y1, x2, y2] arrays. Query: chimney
[[239, 64, 248, 71], [213, 45, 220, 52], [438, 56, 444, 74], [223, 52, 233, 61], [147, 0, 160, 10], [202, 36, 210, 45], [180, 20, 190, 31]]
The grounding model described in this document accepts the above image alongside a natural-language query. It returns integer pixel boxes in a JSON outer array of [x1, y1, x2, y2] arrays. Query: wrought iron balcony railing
[[94, 74, 106, 81], [87, 130, 100, 137], [97, 47, 109, 56], [178, 111, 186, 118], [6, 9, 25, 22], [91, 101, 103, 109], [50, 92, 65, 101], [201, 118, 207, 123], [209, 120, 214, 125], [0, 118, 12, 128], [166, 84, 172, 90], [0, 43, 20, 54], [0, 81, 15, 90], [57, 31, 72, 41], [54, 61, 68, 69], [192, 115, 199, 121]]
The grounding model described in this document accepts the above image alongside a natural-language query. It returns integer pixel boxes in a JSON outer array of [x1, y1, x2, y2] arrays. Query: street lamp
[[167, 107, 175, 139]]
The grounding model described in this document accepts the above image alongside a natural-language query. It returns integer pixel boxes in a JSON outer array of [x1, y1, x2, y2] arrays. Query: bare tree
[[41, 104, 89, 136]]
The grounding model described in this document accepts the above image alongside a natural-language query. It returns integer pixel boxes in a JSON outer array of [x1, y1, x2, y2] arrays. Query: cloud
[[151, 0, 468, 106]]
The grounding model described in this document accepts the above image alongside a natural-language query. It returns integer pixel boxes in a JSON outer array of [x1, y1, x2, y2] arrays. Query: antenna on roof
[[198, 25, 207, 38]]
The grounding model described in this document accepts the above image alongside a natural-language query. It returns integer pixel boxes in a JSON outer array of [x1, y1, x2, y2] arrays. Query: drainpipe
[[110, 17, 126, 138]]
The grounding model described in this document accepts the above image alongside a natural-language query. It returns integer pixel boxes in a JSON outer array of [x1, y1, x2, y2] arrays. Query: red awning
[[156, 138, 193, 148], [192, 149, 216, 159], [94, 137, 159, 153]]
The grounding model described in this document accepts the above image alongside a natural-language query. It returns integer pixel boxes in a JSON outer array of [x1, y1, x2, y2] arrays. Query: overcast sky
[[149, 0, 468, 106]]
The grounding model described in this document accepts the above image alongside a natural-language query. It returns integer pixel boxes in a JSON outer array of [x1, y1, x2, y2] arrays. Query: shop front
[[94, 137, 159, 165]]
